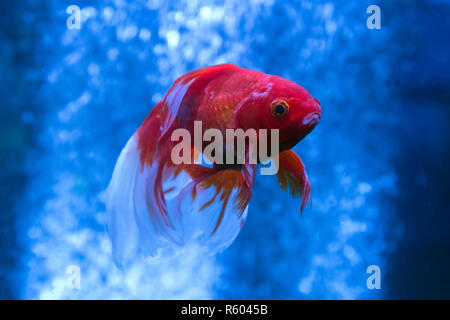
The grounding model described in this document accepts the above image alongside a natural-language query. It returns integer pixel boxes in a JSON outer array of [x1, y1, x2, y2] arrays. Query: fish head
[[235, 74, 321, 152], [260, 76, 321, 151]]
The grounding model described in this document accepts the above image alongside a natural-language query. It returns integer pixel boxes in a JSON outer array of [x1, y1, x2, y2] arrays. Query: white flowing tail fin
[[106, 133, 256, 266], [105, 134, 141, 266]]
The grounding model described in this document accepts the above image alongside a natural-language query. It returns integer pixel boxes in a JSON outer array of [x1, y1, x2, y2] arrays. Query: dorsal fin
[[160, 64, 238, 135], [138, 64, 238, 168]]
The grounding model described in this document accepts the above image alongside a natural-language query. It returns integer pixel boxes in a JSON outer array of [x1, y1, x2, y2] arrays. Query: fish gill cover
[[16, 0, 403, 299]]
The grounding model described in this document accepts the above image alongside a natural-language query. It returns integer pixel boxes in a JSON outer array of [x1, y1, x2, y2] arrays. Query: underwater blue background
[[1, 0, 449, 299]]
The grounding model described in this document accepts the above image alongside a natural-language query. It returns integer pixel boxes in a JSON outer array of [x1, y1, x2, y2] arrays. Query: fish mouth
[[302, 112, 321, 128], [280, 112, 321, 151]]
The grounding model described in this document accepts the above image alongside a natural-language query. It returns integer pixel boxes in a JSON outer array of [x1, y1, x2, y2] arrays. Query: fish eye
[[271, 100, 289, 117]]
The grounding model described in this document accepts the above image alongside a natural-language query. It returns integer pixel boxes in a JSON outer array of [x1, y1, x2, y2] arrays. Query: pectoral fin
[[277, 149, 311, 214]]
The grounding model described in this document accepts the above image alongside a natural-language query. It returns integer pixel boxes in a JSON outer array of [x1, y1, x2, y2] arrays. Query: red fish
[[106, 64, 321, 264]]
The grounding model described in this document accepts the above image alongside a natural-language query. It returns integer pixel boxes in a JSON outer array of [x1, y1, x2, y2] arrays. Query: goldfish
[[106, 64, 321, 264]]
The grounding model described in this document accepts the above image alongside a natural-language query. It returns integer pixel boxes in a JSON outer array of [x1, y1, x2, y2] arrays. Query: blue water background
[[1, 0, 449, 299]]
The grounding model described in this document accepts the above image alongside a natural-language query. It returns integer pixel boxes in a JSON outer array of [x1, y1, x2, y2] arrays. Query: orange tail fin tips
[[277, 149, 312, 214], [180, 163, 255, 235]]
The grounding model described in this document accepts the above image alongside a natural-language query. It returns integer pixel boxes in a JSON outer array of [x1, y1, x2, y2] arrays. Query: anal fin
[[178, 163, 255, 235]]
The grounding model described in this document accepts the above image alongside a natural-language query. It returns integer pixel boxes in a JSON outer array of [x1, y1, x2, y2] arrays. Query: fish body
[[106, 64, 321, 265]]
